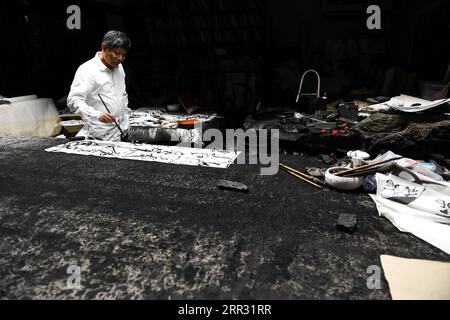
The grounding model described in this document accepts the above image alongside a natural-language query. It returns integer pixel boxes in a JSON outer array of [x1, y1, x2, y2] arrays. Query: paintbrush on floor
[[280, 163, 323, 189]]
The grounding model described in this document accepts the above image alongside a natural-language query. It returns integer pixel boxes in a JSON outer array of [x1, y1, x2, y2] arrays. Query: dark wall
[[393, 1, 450, 80], [0, 0, 117, 99], [1, 0, 448, 110], [264, 0, 449, 104]]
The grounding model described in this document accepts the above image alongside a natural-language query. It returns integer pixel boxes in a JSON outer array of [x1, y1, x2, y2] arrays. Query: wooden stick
[[343, 169, 380, 178], [177, 96, 192, 115], [280, 163, 326, 186], [310, 117, 327, 123], [280, 163, 316, 181], [285, 168, 326, 187], [339, 162, 399, 177], [335, 157, 403, 177], [280, 166, 322, 189], [282, 168, 322, 189]]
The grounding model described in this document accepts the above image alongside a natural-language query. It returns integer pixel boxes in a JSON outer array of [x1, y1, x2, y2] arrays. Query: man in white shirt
[[67, 30, 132, 141]]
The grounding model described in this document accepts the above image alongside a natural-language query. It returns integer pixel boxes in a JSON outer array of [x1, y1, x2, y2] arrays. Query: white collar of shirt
[[94, 52, 118, 72]]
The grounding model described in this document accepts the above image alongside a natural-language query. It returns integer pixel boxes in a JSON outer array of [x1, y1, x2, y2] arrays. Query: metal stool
[[296, 69, 325, 114]]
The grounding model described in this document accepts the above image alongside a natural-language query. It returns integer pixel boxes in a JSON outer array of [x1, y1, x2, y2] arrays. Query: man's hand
[[99, 112, 116, 123]]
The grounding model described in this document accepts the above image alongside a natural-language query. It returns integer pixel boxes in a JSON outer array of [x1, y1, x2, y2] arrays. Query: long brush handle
[[98, 93, 125, 138], [280, 163, 315, 181], [335, 157, 403, 177], [178, 96, 192, 115], [280, 164, 326, 186], [280, 166, 322, 189]]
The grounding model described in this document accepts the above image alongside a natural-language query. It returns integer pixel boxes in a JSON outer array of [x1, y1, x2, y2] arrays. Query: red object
[[177, 120, 200, 126], [332, 130, 339, 135], [177, 119, 201, 129]]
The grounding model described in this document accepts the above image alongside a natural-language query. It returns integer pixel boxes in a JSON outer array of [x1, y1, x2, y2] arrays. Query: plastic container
[[363, 175, 377, 193], [411, 163, 444, 182]]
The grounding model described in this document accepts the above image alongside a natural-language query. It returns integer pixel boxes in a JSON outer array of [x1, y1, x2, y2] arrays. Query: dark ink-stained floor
[[0, 134, 448, 299]]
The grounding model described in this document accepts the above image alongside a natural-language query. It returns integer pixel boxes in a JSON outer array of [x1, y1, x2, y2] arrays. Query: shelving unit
[[126, 0, 266, 113]]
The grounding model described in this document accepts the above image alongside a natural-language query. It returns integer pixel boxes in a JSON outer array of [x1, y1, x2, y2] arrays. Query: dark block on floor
[[217, 180, 249, 193], [337, 213, 358, 234]]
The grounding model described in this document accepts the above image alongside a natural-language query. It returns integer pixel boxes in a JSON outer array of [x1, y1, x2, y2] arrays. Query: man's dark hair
[[102, 30, 131, 50]]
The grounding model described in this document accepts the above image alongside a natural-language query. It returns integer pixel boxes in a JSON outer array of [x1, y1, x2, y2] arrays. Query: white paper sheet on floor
[[45, 140, 241, 169], [370, 172, 450, 255]]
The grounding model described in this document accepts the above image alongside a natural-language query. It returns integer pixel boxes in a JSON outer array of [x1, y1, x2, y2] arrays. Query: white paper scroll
[[45, 140, 240, 169]]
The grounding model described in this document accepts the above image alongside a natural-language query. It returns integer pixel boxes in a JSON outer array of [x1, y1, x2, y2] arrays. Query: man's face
[[101, 44, 127, 69]]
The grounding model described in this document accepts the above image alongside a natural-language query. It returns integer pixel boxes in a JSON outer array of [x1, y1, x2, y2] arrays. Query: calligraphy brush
[[279, 165, 322, 189], [98, 93, 125, 139], [280, 163, 326, 186], [335, 157, 403, 177]]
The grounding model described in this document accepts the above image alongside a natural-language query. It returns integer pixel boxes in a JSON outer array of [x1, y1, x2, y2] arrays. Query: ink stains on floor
[[0, 134, 448, 299]]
